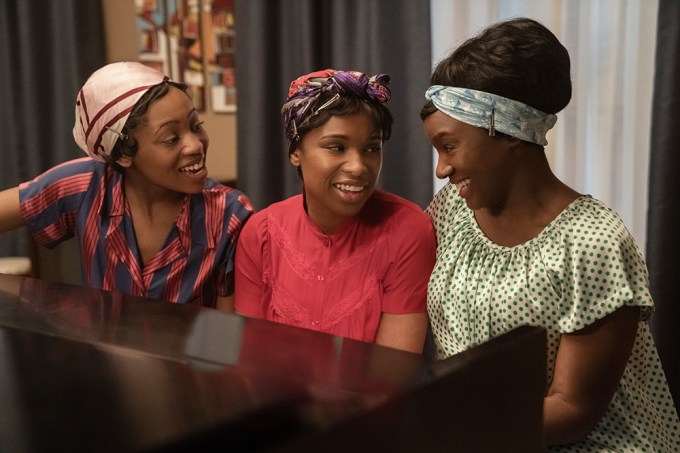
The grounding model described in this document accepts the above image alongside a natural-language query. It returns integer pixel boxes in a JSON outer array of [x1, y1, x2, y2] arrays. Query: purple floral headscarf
[[281, 69, 391, 142]]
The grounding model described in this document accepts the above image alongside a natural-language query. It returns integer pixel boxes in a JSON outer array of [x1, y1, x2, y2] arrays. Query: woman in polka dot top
[[421, 17, 680, 451]]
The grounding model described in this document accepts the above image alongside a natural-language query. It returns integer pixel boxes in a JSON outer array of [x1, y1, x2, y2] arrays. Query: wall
[[101, 0, 237, 183]]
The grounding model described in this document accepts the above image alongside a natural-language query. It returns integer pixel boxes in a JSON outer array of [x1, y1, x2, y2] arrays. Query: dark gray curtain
[[0, 1, 106, 256], [647, 0, 680, 409], [234, 0, 432, 211]]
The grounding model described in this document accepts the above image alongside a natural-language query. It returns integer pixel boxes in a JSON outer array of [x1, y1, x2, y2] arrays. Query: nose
[[183, 131, 206, 155], [343, 149, 368, 175], [435, 155, 453, 180]]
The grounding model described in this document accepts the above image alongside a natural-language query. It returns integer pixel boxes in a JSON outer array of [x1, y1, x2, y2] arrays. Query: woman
[[235, 69, 435, 353], [0, 62, 253, 310], [421, 18, 680, 450]]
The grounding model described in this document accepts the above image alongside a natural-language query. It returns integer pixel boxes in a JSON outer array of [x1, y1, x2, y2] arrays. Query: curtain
[[647, 0, 680, 409], [234, 0, 433, 211], [429, 0, 657, 250], [0, 0, 106, 257]]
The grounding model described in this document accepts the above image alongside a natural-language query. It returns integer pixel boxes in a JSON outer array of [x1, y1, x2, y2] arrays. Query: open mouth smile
[[333, 183, 367, 193], [179, 157, 206, 174], [453, 178, 470, 191]]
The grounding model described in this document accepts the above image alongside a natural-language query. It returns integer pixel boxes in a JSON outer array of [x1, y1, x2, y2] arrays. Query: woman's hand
[[544, 305, 640, 446]]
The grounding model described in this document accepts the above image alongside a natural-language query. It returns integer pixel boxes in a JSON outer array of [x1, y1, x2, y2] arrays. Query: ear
[[116, 155, 133, 168], [290, 150, 301, 167]]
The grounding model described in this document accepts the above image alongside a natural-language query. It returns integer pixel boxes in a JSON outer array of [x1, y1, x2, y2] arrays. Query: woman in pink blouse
[[234, 69, 436, 353]]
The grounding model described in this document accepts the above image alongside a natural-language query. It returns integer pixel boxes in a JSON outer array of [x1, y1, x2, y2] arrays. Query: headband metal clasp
[[489, 109, 496, 137]]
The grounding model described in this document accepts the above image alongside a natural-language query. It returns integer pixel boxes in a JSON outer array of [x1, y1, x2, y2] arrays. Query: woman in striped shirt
[[0, 62, 253, 310]]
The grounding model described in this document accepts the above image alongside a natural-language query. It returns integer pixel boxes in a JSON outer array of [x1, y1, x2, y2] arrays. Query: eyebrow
[[430, 131, 452, 142], [320, 132, 383, 141], [153, 108, 198, 136]]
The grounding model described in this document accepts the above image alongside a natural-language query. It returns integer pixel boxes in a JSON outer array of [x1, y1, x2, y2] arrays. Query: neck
[[123, 176, 184, 219], [475, 151, 580, 246]]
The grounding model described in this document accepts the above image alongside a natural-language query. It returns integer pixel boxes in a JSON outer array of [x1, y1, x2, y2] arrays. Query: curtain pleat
[[429, 0, 657, 250], [0, 0, 106, 257], [234, 0, 433, 211], [647, 0, 680, 410]]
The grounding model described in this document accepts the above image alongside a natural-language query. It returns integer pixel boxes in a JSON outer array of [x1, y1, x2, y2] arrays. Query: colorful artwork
[[135, 0, 236, 113], [205, 0, 237, 112], [135, 0, 170, 75]]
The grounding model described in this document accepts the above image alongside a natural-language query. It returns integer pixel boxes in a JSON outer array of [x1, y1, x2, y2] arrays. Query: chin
[[184, 181, 207, 194]]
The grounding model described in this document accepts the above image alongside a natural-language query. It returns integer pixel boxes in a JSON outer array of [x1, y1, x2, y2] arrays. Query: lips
[[452, 177, 469, 190], [452, 177, 470, 199]]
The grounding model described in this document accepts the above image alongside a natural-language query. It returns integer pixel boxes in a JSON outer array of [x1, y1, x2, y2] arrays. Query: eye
[[325, 144, 344, 153], [192, 121, 205, 133], [365, 143, 382, 153], [163, 135, 180, 145]]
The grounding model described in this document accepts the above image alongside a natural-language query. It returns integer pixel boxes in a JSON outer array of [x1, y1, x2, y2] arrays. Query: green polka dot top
[[426, 182, 680, 452]]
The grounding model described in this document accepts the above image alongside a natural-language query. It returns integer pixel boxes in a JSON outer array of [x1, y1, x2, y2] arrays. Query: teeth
[[335, 183, 365, 192], [455, 178, 470, 190], [179, 158, 205, 174]]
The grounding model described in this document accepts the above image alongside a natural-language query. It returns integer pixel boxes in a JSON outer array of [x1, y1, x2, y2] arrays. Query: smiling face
[[117, 86, 209, 196], [423, 110, 518, 212], [291, 112, 383, 234]]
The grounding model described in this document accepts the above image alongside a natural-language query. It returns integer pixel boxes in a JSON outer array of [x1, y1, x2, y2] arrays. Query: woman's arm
[[233, 217, 265, 318], [375, 312, 429, 353], [544, 305, 640, 446], [215, 295, 235, 313], [0, 187, 26, 232]]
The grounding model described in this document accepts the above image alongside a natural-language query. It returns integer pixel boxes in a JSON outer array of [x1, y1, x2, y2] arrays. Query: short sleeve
[[555, 200, 654, 333], [234, 211, 268, 316], [381, 208, 436, 314], [18, 158, 97, 248]]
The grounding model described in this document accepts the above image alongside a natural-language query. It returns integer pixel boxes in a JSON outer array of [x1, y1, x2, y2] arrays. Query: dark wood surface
[[0, 274, 546, 452]]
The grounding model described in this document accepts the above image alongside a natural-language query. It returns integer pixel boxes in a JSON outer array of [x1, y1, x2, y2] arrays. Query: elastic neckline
[[461, 195, 592, 252]]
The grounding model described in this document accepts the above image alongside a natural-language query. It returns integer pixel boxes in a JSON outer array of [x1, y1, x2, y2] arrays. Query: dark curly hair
[[421, 17, 571, 120], [107, 81, 189, 172]]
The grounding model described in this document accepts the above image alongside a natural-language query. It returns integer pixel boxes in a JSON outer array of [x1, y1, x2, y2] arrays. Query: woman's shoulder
[[557, 195, 631, 242], [197, 179, 255, 212], [37, 157, 106, 179], [20, 157, 108, 195], [249, 194, 302, 219], [426, 183, 464, 218], [240, 194, 303, 230], [364, 191, 435, 247]]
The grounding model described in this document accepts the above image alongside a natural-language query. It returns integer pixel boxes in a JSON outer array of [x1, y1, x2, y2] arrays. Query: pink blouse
[[234, 190, 436, 342]]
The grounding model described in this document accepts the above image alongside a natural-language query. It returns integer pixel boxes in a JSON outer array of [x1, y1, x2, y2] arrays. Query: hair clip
[[314, 93, 341, 115], [106, 126, 129, 143], [489, 109, 496, 137]]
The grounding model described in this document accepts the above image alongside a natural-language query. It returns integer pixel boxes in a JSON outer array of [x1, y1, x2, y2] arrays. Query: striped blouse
[[19, 158, 253, 307]]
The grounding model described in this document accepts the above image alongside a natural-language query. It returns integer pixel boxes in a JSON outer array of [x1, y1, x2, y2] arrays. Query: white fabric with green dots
[[426, 182, 680, 452]]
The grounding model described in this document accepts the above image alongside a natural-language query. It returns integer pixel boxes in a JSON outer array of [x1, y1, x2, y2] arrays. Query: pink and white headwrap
[[73, 62, 168, 162]]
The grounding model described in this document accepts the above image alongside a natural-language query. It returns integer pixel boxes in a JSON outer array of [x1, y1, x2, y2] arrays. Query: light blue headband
[[425, 85, 557, 146]]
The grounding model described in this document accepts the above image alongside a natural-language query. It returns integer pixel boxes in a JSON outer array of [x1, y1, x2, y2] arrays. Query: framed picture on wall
[[135, 0, 236, 114], [205, 0, 237, 113]]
